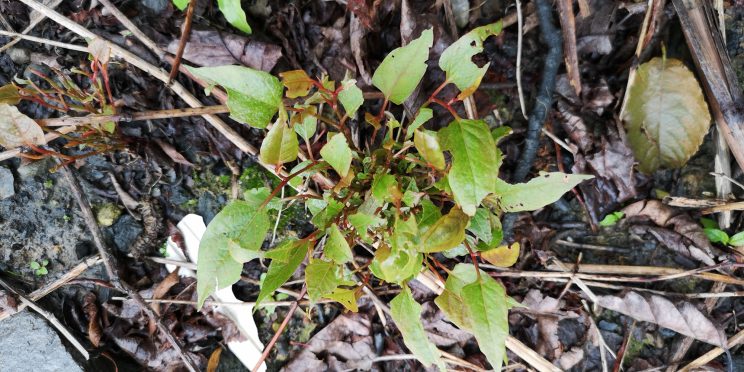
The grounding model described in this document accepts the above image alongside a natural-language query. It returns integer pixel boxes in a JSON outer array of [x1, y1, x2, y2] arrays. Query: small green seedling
[[599, 211, 625, 227], [701, 218, 744, 247], [29, 259, 49, 276]]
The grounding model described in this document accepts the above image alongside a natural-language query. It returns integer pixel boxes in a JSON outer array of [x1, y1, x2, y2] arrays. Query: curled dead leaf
[[597, 291, 726, 347], [0, 104, 46, 148]]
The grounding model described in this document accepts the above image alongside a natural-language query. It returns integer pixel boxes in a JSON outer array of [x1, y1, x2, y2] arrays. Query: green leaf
[[305, 260, 344, 302], [349, 212, 385, 236], [198, 200, 270, 307], [491, 126, 512, 143], [325, 288, 359, 312], [462, 278, 509, 370], [414, 130, 446, 170], [704, 228, 730, 245], [390, 287, 446, 371], [730, 231, 744, 247], [434, 263, 480, 329], [370, 217, 422, 283], [172, 0, 189, 10], [259, 120, 299, 167], [372, 28, 433, 104], [311, 198, 344, 228], [279, 70, 314, 98], [293, 107, 318, 142], [325, 224, 353, 264], [371, 173, 398, 203], [217, 0, 252, 34], [320, 133, 353, 177], [494, 172, 593, 212], [406, 108, 433, 139], [29, 261, 40, 270], [469, 208, 502, 249], [187, 65, 282, 128], [439, 22, 503, 98], [256, 240, 307, 307], [419, 207, 468, 253], [417, 198, 442, 230], [0, 84, 20, 105], [438, 119, 500, 216], [700, 218, 718, 229], [622, 57, 711, 173], [599, 211, 625, 227], [338, 78, 364, 117]]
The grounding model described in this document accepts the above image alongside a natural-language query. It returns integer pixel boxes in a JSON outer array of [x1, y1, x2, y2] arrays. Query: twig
[[0, 255, 102, 321], [110, 296, 331, 308], [503, 0, 563, 241], [0, 278, 89, 360], [96, 0, 166, 59], [168, 0, 196, 82], [0, 30, 87, 52], [37, 105, 230, 127], [512, 0, 563, 182], [515, 0, 528, 119], [253, 286, 307, 371], [58, 163, 199, 372], [711, 172, 744, 191], [679, 327, 744, 371]]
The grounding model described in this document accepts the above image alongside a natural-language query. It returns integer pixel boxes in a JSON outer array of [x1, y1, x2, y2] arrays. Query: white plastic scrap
[[165, 214, 267, 372]]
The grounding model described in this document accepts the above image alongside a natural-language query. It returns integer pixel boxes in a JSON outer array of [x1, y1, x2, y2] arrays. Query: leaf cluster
[[193, 25, 592, 370]]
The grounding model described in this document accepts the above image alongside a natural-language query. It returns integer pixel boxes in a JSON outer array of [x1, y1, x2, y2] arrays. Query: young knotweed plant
[[0, 51, 125, 167], [193, 23, 592, 370]]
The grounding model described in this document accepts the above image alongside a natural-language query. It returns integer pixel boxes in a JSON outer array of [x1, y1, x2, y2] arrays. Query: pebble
[[0, 167, 15, 199]]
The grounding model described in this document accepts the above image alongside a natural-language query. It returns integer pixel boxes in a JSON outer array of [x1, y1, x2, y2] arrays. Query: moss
[[239, 165, 273, 190], [95, 203, 122, 227], [623, 332, 654, 366]]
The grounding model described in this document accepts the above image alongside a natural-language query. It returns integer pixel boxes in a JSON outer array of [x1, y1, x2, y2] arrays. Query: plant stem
[[37, 105, 230, 127], [252, 286, 307, 372]]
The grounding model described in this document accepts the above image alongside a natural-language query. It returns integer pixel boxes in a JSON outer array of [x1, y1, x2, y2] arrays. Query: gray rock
[[0, 311, 82, 372], [0, 167, 15, 199], [140, 0, 168, 12], [110, 214, 143, 254]]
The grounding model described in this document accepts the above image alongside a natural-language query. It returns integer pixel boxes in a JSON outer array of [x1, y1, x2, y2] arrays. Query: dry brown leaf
[[152, 270, 180, 315], [349, 14, 372, 85], [154, 139, 194, 167], [283, 313, 376, 371], [597, 292, 726, 347], [623, 199, 718, 265], [0, 290, 18, 315], [0, 104, 46, 148], [207, 347, 222, 372], [82, 292, 102, 347], [165, 30, 281, 72]]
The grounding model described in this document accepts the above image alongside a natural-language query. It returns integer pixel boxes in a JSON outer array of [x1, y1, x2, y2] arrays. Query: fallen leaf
[[0, 104, 46, 148], [622, 58, 711, 172], [207, 347, 222, 372], [597, 292, 726, 347], [0, 290, 18, 315], [151, 270, 180, 315], [82, 293, 102, 347], [154, 139, 194, 167], [283, 313, 376, 371], [166, 30, 281, 72]]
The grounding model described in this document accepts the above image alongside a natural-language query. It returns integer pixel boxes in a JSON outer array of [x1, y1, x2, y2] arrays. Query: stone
[[0, 166, 15, 199], [0, 311, 82, 371]]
